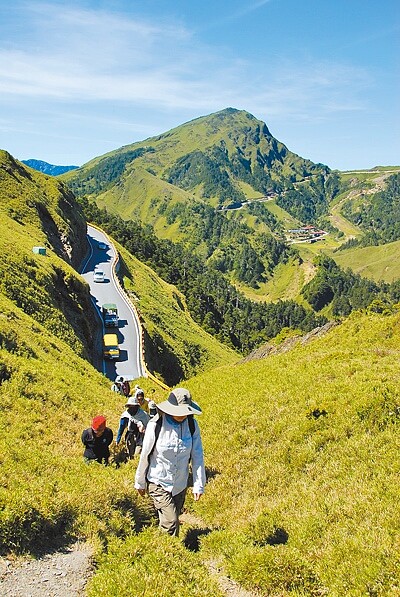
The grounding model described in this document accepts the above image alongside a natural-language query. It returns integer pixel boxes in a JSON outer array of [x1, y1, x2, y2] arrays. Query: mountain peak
[[22, 159, 79, 176]]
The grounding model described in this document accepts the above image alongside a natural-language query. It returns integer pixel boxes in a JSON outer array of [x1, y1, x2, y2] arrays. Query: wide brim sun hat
[[156, 387, 202, 416]]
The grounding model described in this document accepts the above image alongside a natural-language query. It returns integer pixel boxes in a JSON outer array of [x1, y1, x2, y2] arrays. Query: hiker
[[111, 379, 122, 394], [81, 415, 113, 465], [134, 388, 205, 537], [121, 377, 131, 397], [134, 386, 157, 417], [116, 396, 150, 459]]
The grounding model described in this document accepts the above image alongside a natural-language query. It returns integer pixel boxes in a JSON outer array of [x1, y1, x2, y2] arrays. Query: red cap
[[91, 415, 106, 431]]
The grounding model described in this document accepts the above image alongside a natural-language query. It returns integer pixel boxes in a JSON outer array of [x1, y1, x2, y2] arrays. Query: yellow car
[[103, 333, 120, 360]]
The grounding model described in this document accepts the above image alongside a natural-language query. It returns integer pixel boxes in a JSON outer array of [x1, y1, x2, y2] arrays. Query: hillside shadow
[[1, 507, 77, 558], [253, 527, 289, 547], [142, 328, 184, 386], [187, 467, 220, 489]]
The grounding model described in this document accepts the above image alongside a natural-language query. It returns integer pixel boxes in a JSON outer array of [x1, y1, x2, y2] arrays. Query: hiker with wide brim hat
[[116, 396, 150, 459], [134, 388, 206, 537]]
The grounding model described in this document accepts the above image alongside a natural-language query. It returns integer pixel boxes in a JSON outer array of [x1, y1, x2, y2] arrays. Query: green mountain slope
[[333, 239, 400, 283], [0, 150, 96, 360], [62, 109, 334, 290], [0, 291, 154, 553], [1, 148, 399, 594], [90, 310, 400, 596], [0, 151, 153, 552], [1, 149, 236, 381], [0, 148, 236, 554], [63, 108, 328, 210]]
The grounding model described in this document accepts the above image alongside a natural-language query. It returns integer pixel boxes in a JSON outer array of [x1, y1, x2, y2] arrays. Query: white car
[[93, 269, 105, 283]]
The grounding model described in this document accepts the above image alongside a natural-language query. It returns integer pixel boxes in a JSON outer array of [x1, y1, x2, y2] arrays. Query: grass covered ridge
[[2, 147, 400, 594], [190, 310, 400, 595], [333, 239, 400, 283], [0, 291, 162, 553], [0, 150, 97, 359]]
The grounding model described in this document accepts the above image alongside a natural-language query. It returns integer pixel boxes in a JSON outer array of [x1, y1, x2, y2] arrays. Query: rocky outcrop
[[240, 321, 339, 363]]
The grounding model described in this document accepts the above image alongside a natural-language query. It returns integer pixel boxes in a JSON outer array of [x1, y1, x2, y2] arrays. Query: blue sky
[[0, 0, 398, 170]]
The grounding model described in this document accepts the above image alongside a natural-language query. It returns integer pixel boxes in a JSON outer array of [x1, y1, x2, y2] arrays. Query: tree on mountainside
[[276, 174, 330, 223], [325, 171, 341, 200], [79, 196, 325, 352], [234, 242, 265, 287], [162, 199, 289, 283], [166, 149, 245, 205], [66, 148, 154, 196], [302, 254, 398, 316]]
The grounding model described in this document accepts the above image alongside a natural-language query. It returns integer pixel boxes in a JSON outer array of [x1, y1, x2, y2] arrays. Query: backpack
[[147, 414, 195, 468]]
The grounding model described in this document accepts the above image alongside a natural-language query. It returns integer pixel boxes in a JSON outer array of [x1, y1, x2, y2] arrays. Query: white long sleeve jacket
[[134, 414, 206, 496]]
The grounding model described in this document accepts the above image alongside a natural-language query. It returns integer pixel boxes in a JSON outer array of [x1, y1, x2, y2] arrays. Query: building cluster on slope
[[286, 225, 327, 243]]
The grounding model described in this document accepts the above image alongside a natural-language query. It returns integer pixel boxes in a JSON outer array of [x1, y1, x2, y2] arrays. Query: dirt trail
[[0, 518, 258, 597], [0, 543, 93, 597], [180, 512, 259, 597]]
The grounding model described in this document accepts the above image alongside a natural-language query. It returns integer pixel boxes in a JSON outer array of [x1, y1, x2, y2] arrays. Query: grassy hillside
[[332, 239, 400, 283], [326, 169, 400, 284], [1, 150, 87, 268], [0, 148, 235, 384], [0, 148, 233, 565], [90, 310, 400, 596], [2, 147, 400, 594], [0, 291, 148, 552], [59, 133, 400, 307], [63, 108, 327, 212], [1, 287, 221, 597], [332, 167, 400, 242], [0, 150, 97, 360]]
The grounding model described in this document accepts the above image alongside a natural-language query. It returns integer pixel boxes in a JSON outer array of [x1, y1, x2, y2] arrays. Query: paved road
[[81, 224, 145, 382]]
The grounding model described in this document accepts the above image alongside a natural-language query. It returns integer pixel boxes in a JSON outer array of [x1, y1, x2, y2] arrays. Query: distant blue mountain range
[[22, 159, 79, 176]]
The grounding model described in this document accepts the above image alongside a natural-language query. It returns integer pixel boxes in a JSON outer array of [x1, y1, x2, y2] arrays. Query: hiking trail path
[[1, 516, 258, 597]]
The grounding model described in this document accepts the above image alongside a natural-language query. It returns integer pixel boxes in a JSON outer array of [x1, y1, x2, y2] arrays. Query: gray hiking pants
[[147, 482, 187, 537]]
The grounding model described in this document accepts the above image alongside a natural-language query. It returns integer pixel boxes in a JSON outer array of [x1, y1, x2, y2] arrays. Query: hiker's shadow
[[183, 527, 212, 552]]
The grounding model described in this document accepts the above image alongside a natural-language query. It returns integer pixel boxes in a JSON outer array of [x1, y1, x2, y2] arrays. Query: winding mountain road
[[81, 224, 145, 382]]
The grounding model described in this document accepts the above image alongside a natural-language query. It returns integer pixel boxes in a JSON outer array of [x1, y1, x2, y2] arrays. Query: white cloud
[[0, 2, 371, 123]]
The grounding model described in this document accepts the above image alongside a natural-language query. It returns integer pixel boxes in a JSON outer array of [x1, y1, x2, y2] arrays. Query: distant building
[[286, 225, 327, 243]]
